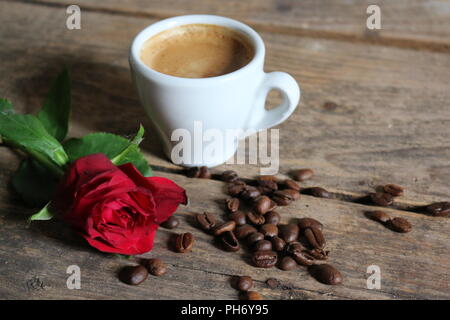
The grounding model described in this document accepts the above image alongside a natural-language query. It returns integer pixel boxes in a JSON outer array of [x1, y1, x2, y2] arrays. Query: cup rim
[[130, 14, 265, 86]]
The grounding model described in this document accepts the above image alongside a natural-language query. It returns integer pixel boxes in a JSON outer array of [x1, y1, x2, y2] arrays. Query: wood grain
[[0, 150, 448, 300], [26, 0, 450, 51]]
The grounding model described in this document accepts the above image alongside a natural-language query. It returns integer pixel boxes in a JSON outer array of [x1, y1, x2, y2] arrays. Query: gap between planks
[[11, 0, 450, 54]]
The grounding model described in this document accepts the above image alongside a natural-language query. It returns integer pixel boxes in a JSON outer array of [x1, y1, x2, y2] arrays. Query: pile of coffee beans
[[119, 258, 168, 285]]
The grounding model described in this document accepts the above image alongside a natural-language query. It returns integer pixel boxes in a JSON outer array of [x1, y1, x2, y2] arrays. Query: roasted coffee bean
[[323, 101, 338, 110], [271, 236, 286, 252], [271, 190, 294, 206], [265, 211, 281, 225], [425, 202, 450, 217], [196, 212, 217, 231], [367, 210, 392, 224], [220, 231, 240, 252], [291, 169, 314, 181], [284, 179, 301, 191], [240, 291, 262, 300], [253, 196, 273, 215], [279, 224, 300, 243], [253, 239, 272, 251], [298, 218, 323, 230], [282, 188, 301, 200], [257, 175, 278, 182], [260, 223, 278, 238], [247, 211, 265, 225], [305, 187, 331, 198], [240, 186, 261, 200], [143, 258, 167, 277], [235, 276, 253, 291], [186, 166, 210, 178], [256, 179, 278, 194], [174, 232, 194, 253], [247, 232, 265, 245], [383, 184, 404, 197], [279, 256, 297, 271], [235, 224, 258, 239], [161, 216, 180, 229], [265, 278, 279, 289], [230, 211, 247, 225], [287, 242, 315, 266], [228, 183, 246, 197], [307, 248, 329, 260], [226, 198, 240, 213], [252, 250, 278, 268], [370, 192, 394, 207], [308, 264, 342, 285], [212, 221, 236, 236], [221, 170, 239, 182], [304, 226, 326, 249], [119, 265, 148, 285], [386, 217, 412, 233]]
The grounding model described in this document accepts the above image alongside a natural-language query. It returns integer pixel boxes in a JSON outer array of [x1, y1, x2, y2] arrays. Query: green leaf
[[38, 68, 71, 142], [0, 98, 13, 113], [110, 125, 145, 166], [0, 105, 68, 176], [28, 203, 54, 223], [11, 159, 59, 207], [64, 131, 152, 177]]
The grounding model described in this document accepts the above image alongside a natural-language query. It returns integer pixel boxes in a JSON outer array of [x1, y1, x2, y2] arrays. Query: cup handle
[[247, 71, 300, 131]]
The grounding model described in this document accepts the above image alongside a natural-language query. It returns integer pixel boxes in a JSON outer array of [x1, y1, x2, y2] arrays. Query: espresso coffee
[[140, 24, 254, 78]]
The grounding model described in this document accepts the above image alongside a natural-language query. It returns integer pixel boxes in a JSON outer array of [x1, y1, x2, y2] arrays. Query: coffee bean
[[119, 265, 148, 285], [240, 291, 262, 300], [235, 224, 258, 239], [323, 101, 338, 110], [186, 166, 210, 178], [304, 226, 326, 249], [221, 170, 239, 182], [282, 188, 301, 200], [298, 218, 323, 230], [279, 256, 297, 271], [425, 202, 450, 217], [257, 175, 278, 182], [308, 264, 342, 285], [247, 232, 265, 245], [253, 239, 272, 251], [143, 258, 167, 276], [386, 217, 412, 233], [284, 179, 301, 191], [260, 223, 278, 238], [367, 210, 392, 224], [212, 221, 236, 236], [161, 216, 180, 229], [271, 236, 286, 252], [307, 248, 329, 260], [230, 211, 247, 225], [305, 187, 331, 198], [240, 186, 261, 200], [220, 231, 240, 252], [370, 192, 394, 207], [253, 196, 274, 215], [174, 232, 194, 253], [185, 167, 200, 178], [196, 212, 217, 231], [265, 278, 279, 289], [279, 224, 299, 243], [265, 211, 281, 225], [256, 179, 278, 194], [247, 211, 265, 225], [252, 250, 278, 268], [383, 184, 404, 197], [291, 169, 314, 181], [235, 276, 253, 291], [271, 190, 294, 206], [287, 242, 315, 266], [228, 183, 246, 197], [226, 197, 240, 213]]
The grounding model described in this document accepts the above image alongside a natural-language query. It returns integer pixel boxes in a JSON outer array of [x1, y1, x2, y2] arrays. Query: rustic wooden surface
[[0, 0, 449, 300]]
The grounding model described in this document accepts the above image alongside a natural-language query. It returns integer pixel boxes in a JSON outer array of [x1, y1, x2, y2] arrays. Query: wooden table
[[0, 0, 449, 300]]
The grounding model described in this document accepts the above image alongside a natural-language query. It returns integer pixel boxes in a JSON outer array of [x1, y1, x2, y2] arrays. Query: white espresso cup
[[129, 15, 300, 167]]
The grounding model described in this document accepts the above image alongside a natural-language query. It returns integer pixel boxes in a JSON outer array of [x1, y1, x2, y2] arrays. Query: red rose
[[52, 153, 187, 255]]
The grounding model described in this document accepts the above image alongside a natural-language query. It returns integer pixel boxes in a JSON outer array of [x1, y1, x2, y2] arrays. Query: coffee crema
[[140, 24, 254, 78]]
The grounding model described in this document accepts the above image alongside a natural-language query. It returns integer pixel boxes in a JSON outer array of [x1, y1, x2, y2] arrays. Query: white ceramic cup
[[129, 15, 300, 167]]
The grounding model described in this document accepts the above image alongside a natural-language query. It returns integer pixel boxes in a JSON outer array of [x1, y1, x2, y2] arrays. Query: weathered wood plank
[[27, 0, 450, 50], [0, 150, 449, 299], [1, 1, 448, 205]]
